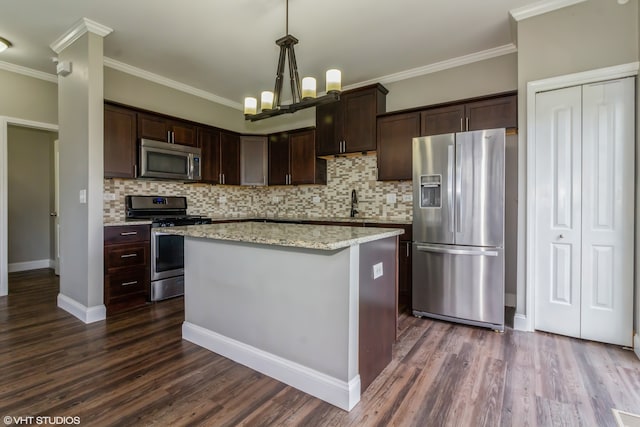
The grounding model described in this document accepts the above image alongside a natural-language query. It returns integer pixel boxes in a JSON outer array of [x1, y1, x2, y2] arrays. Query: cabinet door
[[169, 120, 197, 146], [104, 104, 137, 178], [377, 112, 420, 181], [315, 102, 342, 156], [465, 95, 517, 131], [198, 127, 221, 184], [220, 132, 240, 185], [240, 136, 268, 186], [343, 90, 377, 152], [268, 132, 290, 185], [290, 129, 318, 184], [420, 104, 464, 136], [138, 113, 169, 141]]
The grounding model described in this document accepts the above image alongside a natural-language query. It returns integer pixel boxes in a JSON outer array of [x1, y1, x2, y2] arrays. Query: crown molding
[[0, 60, 57, 83], [510, 0, 587, 21], [103, 57, 243, 110], [347, 44, 517, 90], [50, 17, 113, 54]]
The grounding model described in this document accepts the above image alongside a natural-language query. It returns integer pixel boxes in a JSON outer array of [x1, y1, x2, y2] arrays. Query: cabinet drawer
[[105, 267, 148, 299], [104, 225, 150, 244], [106, 243, 148, 269]]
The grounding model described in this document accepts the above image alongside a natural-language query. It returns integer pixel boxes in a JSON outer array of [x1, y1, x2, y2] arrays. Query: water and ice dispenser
[[419, 175, 441, 208]]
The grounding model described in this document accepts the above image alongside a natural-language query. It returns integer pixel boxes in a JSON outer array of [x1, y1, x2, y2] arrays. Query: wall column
[[51, 19, 112, 323]]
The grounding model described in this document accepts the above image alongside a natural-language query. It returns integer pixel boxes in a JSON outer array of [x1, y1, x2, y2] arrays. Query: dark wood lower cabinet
[[104, 225, 150, 315]]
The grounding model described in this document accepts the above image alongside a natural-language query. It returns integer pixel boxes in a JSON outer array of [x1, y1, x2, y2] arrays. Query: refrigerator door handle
[[455, 140, 462, 233], [447, 145, 455, 233], [416, 244, 499, 257]]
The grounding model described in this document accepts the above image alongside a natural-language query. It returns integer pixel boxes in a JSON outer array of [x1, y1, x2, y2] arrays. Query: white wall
[[516, 0, 639, 319], [7, 125, 57, 266]]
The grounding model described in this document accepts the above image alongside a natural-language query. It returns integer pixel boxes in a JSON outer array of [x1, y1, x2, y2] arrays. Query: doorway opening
[[0, 117, 58, 297]]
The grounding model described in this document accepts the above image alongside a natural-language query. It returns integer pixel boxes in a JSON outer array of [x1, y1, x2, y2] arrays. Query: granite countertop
[[160, 221, 404, 250], [204, 215, 411, 225], [103, 218, 152, 226]]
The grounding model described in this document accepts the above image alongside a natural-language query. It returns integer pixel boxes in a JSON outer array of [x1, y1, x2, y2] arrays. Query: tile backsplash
[[104, 154, 413, 221]]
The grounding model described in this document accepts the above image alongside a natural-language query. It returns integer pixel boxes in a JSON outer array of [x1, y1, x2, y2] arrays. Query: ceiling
[[0, 0, 545, 110]]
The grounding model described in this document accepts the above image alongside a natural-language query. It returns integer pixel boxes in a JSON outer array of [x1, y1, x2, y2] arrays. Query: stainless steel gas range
[[125, 195, 211, 301]]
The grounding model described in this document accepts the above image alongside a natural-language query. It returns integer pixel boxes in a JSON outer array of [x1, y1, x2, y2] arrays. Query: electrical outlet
[[402, 194, 413, 202], [373, 262, 383, 279], [272, 196, 280, 203], [218, 196, 227, 203], [386, 194, 397, 204], [312, 196, 321, 203], [103, 193, 116, 201]]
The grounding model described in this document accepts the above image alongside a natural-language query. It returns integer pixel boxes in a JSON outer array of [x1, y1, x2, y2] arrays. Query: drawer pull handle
[[120, 253, 137, 258], [121, 281, 138, 286], [120, 232, 138, 236]]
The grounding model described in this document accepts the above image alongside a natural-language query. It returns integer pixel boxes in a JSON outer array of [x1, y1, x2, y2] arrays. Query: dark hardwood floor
[[1, 269, 639, 426]]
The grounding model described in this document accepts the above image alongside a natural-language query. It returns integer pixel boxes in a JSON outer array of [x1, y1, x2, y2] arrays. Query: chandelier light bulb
[[301, 77, 317, 99], [261, 91, 274, 111], [244, 97, 257, 115], [326, 69, 342, 93]]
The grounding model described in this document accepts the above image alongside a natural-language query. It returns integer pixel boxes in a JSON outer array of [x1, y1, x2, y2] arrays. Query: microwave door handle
[[189, 154, 195, 179]]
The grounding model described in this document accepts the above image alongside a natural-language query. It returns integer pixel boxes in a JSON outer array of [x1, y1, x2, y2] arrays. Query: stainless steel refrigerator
[[412, 128, 505, 331]]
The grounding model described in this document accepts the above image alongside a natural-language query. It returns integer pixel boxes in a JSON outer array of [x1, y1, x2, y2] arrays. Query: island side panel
[[358, 236, 398, 392], [182, 237, 358, 383]]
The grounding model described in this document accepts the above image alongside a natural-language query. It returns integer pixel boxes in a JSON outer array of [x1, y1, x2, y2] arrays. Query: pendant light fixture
[[243, 0, 341, 121], [0, 37, 13, 53]]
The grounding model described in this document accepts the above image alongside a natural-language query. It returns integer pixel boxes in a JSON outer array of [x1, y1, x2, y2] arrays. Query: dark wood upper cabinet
[[269, 128, 326, 185], [198, 126, 221, 184], [420, 104, 465, 136], [268, 132, 290, 185], [420, 93, 517, 136], [316, 84, 388, 156], [104, 103, 137, 178], [377, 112, 420, 181], [220, 131, 240, 185], [199, 128, 240, 185], [137, 112, 197, 147], [290, 129, 325, 184], [465, 94, 517, 131]]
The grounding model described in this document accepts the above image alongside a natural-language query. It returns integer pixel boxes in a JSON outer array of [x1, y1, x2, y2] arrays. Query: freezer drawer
[[412, 243, 504, 330]]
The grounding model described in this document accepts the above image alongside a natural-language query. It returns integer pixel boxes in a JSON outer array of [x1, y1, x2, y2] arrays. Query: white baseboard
[[57, 293, 106, 324], [513, 313, 531, 331], [505, 293, 516, 308], [182, 321, 361, 411], [634, 334, 640, 360], [8, 259, 54, 273]]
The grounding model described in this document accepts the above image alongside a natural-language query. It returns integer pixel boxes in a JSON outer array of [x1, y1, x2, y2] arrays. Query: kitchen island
[[163, 221, 403, 411]]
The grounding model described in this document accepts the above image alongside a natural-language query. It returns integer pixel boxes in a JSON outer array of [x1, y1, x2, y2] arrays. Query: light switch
[[402, 194, 413, 202], [103, 193, 116, 201], [312, 196, 321, 203], [79, 189, 87, 204], [386, 194, 397, 204]]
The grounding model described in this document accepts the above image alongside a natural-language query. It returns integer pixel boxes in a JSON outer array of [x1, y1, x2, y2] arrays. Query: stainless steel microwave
[[139, 139, 201, 181]]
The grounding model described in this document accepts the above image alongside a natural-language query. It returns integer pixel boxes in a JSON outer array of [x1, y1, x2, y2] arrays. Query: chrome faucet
[[350, 189, 358, 217]]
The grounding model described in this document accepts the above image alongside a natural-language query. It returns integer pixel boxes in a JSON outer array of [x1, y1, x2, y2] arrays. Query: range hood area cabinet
[[137, 112, 198, 147], [376, 92, 517, 181], [316, 84, 388, 156], [198, 127, 240, 185], [268, 128, 326, 185]]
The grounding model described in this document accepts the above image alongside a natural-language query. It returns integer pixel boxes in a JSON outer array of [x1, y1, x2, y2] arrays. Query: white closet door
[[534, 86, 583, 338], [580, 77, 634, 346]]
